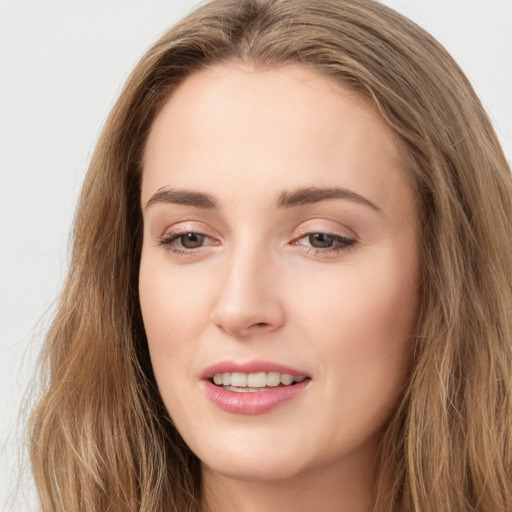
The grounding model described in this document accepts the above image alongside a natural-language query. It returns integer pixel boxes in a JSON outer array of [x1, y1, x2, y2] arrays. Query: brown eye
[[159, 230, 218, 255], [293, 231, 356, 255], [308, 233, 336, 248], [180, 233, 205, 248]]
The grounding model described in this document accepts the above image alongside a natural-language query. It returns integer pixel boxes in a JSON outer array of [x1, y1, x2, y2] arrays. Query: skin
[[139, 64, 420, 512]]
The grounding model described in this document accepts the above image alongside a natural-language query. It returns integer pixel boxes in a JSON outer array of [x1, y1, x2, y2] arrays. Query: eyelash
[[158, 230, 356, 257], [158, 230, 215, 256], [293, 233, 356, 255]]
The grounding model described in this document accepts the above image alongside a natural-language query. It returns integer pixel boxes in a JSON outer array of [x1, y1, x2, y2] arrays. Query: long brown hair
[[29, 1, 512, 510]]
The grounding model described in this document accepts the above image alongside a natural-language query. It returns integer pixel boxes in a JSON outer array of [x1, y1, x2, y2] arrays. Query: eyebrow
[[145, 189, 218, 210], [275, 187, 381, 212], [145, 186, 381, 213]]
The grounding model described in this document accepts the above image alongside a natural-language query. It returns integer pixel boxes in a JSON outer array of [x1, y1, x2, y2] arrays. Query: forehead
[[141, 64, 410, 215]]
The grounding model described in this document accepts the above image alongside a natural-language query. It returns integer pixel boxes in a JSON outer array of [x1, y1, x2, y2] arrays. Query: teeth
[[247, 372, 267, 387], [280, 374, 294, 386], [211, 371, 307, 389], [230, 372, 247, 387], [223, 386, 270, 393], [266, 372, 280, 387]]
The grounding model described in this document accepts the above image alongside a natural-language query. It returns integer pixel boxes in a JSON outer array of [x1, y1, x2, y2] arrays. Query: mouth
[[211, 371, 308, 392], [201, 361, 311, 414]]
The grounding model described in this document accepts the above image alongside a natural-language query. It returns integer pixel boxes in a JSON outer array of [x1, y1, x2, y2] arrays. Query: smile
[[212, 371, 306, 390], [201, 362, 311, 415]]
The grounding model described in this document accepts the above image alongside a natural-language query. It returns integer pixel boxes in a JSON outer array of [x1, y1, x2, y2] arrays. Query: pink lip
[[200, 360, 311, 415], [202, 379, 310, 415]]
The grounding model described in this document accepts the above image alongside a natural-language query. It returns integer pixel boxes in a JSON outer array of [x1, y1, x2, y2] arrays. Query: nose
[[210, 245, 285, 339]]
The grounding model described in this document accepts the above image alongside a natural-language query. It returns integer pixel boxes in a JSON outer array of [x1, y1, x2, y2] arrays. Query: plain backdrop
[[1, 0, 511, 509]]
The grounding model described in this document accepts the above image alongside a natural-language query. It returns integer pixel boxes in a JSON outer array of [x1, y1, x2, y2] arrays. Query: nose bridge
[[210, 235, 284, 337]]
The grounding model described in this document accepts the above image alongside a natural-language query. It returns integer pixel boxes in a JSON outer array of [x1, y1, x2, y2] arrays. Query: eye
[[176, 232, 206, 249], [306, 233, 337, 248], [159, 231, 217, 254], [294, 232, 356, 255]]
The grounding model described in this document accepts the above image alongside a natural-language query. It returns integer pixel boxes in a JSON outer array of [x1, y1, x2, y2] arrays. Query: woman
[[28, 0, 512, 511]]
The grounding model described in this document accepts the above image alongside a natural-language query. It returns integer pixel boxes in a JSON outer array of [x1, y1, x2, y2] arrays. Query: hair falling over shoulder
[[28, 0, 512, 511]]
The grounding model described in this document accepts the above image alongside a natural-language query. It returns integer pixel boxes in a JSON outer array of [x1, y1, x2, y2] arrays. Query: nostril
[[251, 322, 270, 329]]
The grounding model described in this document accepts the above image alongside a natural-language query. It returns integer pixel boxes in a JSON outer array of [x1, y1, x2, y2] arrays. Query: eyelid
[[159, 221, 219, 240], [292, 220, 357, 240]]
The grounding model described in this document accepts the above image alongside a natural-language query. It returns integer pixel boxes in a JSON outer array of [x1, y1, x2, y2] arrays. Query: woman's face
[[139, 64, 420, 483]]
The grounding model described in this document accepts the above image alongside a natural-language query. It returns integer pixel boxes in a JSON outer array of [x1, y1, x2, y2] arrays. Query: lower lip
[[202, 379, 310, 415]]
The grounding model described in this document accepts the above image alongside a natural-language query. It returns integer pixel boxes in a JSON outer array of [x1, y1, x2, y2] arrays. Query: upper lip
[[200, 360, 310, 380]]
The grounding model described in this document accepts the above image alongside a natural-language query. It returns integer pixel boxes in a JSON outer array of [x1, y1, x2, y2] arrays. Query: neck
[[200, 443, 378, 512]]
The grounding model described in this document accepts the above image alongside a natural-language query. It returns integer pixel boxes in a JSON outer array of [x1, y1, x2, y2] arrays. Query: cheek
[[140, 249, 211, 321], [139, 254, 222, 439], [296, 249, 419, 392], [138, 255, 210, 374]]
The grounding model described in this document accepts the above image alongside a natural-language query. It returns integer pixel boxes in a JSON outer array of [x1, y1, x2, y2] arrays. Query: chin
[[201, 453, 309, 483], [186, 427, 312, 482]]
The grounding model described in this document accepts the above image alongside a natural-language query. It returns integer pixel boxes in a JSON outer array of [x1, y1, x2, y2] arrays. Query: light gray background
[[1, 1, 511, 510]]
